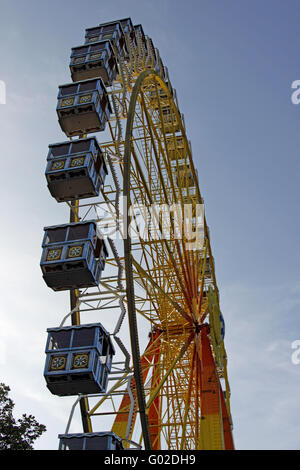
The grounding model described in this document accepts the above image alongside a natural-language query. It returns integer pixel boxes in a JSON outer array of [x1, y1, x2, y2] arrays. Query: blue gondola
[[134, 24, 146, 45], [160, 105, 181, 134], [220, 313, 225, 340], [163, 66, 174, 96], [119, 17, 135, 47], [58, 432, 124, 450], [145, 36, 156, 65], [44, 323, 114, 396], [85, 21, 127, 58], [166, 135, 185, 161], [70, 40, 118, 86], [154, 48, 165, 79], [45, 137, 107, 202], [40, 221, 108, 291], [57, 78, 111, 137], [175, 164, 195, 188]]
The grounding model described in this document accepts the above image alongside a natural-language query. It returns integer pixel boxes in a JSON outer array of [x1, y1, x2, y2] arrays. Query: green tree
[[0, 383, 46, 449]]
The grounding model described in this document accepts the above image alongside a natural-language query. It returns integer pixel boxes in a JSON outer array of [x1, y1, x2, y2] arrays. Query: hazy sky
[[0, 0, 300, 450]]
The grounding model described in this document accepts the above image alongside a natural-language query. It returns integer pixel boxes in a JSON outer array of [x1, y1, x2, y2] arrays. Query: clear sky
[[0, 0, 299, 450]]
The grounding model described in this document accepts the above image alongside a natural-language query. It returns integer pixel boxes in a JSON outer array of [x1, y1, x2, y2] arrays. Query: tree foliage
[[0, 383, 46, 450]]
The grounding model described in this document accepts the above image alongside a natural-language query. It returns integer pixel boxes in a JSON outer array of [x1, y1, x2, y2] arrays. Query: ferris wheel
[[40, 17, 234, 451]]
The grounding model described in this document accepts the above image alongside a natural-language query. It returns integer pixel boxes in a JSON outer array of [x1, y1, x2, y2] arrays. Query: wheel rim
[[122, 70, 217, 449]]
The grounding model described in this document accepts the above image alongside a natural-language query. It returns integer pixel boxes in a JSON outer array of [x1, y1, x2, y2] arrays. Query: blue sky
[[0, 0, 300, 449]]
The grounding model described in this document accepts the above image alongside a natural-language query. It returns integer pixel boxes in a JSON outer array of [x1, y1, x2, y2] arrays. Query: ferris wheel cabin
[[134, 24, 146, 44], [163, 66, 174, 96], [84, 21, 127, 58], [57, 78, 112, 137], [160, 105, 181, 134], [145, 36, 155, 62], [58, 432, 124, 450], [176, 164, 196, 188], [44, 323, 114, 396], [70, 40, 118, 86], [40, 221, 108, 291], [154, 48, 165, 79], [166, 136, 187, 161], [45, 137, 107, 202], [119, 17, 136, 50], [119, 17, 135, 37]]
